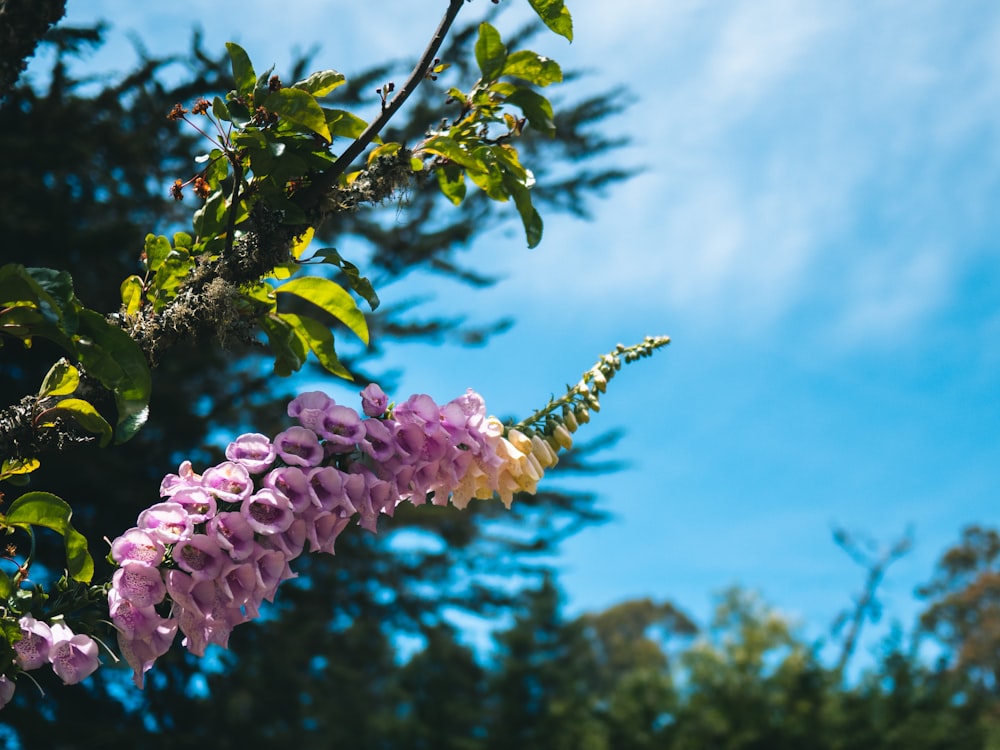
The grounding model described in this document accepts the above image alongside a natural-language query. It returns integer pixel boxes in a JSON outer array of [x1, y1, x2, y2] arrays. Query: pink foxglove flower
[[225, 432, 277, 474], [273, 426, 324, 467], [48, 622, 100, 685], [14, 615, 52, 671], [112, 562, 167, 608]]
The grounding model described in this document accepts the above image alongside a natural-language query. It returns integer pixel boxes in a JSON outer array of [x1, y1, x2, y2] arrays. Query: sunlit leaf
[[475, 23, 508, 81], [290, 227, 315, 261], [258, 313, 308, 376], [275, 277, 368, 345], [527, 0, 574, 41], [501, 51, 563, 86], [294, 70, 346, 97], [38, 359, 79, 398], [420, 136, 485, 173], [506, 88, 556, 136], [226, 42, 256, 97], [4, 492, 94, 583], [324, 108, 369, 140], [0, 457, 40, 483], [40, 398, 113, 448], [120, 275, 143, 316], [279, 312, 352, 379], [306, 248, 380, 310], [436, 164, 467, 206], [264, 89, 332, 141], [504, 173, 544, 248]]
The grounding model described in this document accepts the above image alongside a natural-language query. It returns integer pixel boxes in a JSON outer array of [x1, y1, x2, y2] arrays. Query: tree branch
[[295, 0, 466, 213]]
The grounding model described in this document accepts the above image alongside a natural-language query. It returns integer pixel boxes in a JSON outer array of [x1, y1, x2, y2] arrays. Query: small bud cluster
[[513, 336, 671, 441], [107, 383, 572, 688]]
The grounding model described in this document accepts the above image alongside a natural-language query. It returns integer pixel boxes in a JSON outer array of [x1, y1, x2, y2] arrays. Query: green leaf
[[275, 277, 368, 345], [306, 249, 380, 310], [74, 310, 151, 443], [506, 87, 557, 136], [294, 70, 346, 97], [475, 23, 508, 81], [0, 570, 11, 599], [4, 492, 94, 583], [120, 276, 143, 316], [212, 95, 231, 122], [279, 313, 352, 379], [367, 142, 402, 164], [258, 313, 308, 376], [324, 108, 369, 140], [290, 227, 315, 261], [40, 398, 113, 448], [504, 173, 544, 248], [527, 0, 574, 41], [143, 234, 174, 272], [467, 146, 507, 201], [193, 188, 227, 238], [436, 164, 467, 206], [0, 457, 40, 483], [38, 359, 79, 398], [500, 50, 563, 86], [226, 42, 256, 97], [420, 136, 485, 173], [263, 89, 332, 141]]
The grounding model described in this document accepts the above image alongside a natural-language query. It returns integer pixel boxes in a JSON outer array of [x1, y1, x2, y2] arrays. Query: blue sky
[[47, 0, 1000, 661]]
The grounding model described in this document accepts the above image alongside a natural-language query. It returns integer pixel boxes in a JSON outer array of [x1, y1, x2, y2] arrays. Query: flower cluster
[[108, 384, 564, 688], [1, 615, 101, 707]]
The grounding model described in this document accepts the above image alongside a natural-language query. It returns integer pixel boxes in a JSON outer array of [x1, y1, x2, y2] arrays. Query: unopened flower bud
[[591, 369, 607, 393], [575, 406, 590, 424], [562, 408, 579, 432], [507, 429, 532, 454], [552, 424, 573, 451], [530, 435, 558, 468]]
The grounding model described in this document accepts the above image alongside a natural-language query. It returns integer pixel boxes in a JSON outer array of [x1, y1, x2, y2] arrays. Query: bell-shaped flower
[[308, 511, 352, 555], [137, 502, 193, 545], [159, 460, 202, 497], [174, 534, 227, 582], [14, 615, 52, 671], [202, 462, 253, 504], [48, 621, 100, 685], [316, 404, 365, 453], [360, 383, 389, 417], [169, 487, 218, 524], [225, 432, 277, 474], [306, 466, 347, 512], [109, 589, 164, 642], [394, 393, 440, 431], [265, 517, 308, 560], [241, 488, 294, 535], [360, 417, 395, 462], [273, 426, 324, 467], [263, 466, 313, 512], [118, 618, 177, 689], [287, 391, 335, 431], [110, 528, 166, 567], [207, 511, 257, 562], [113, 561, 167, 607]]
